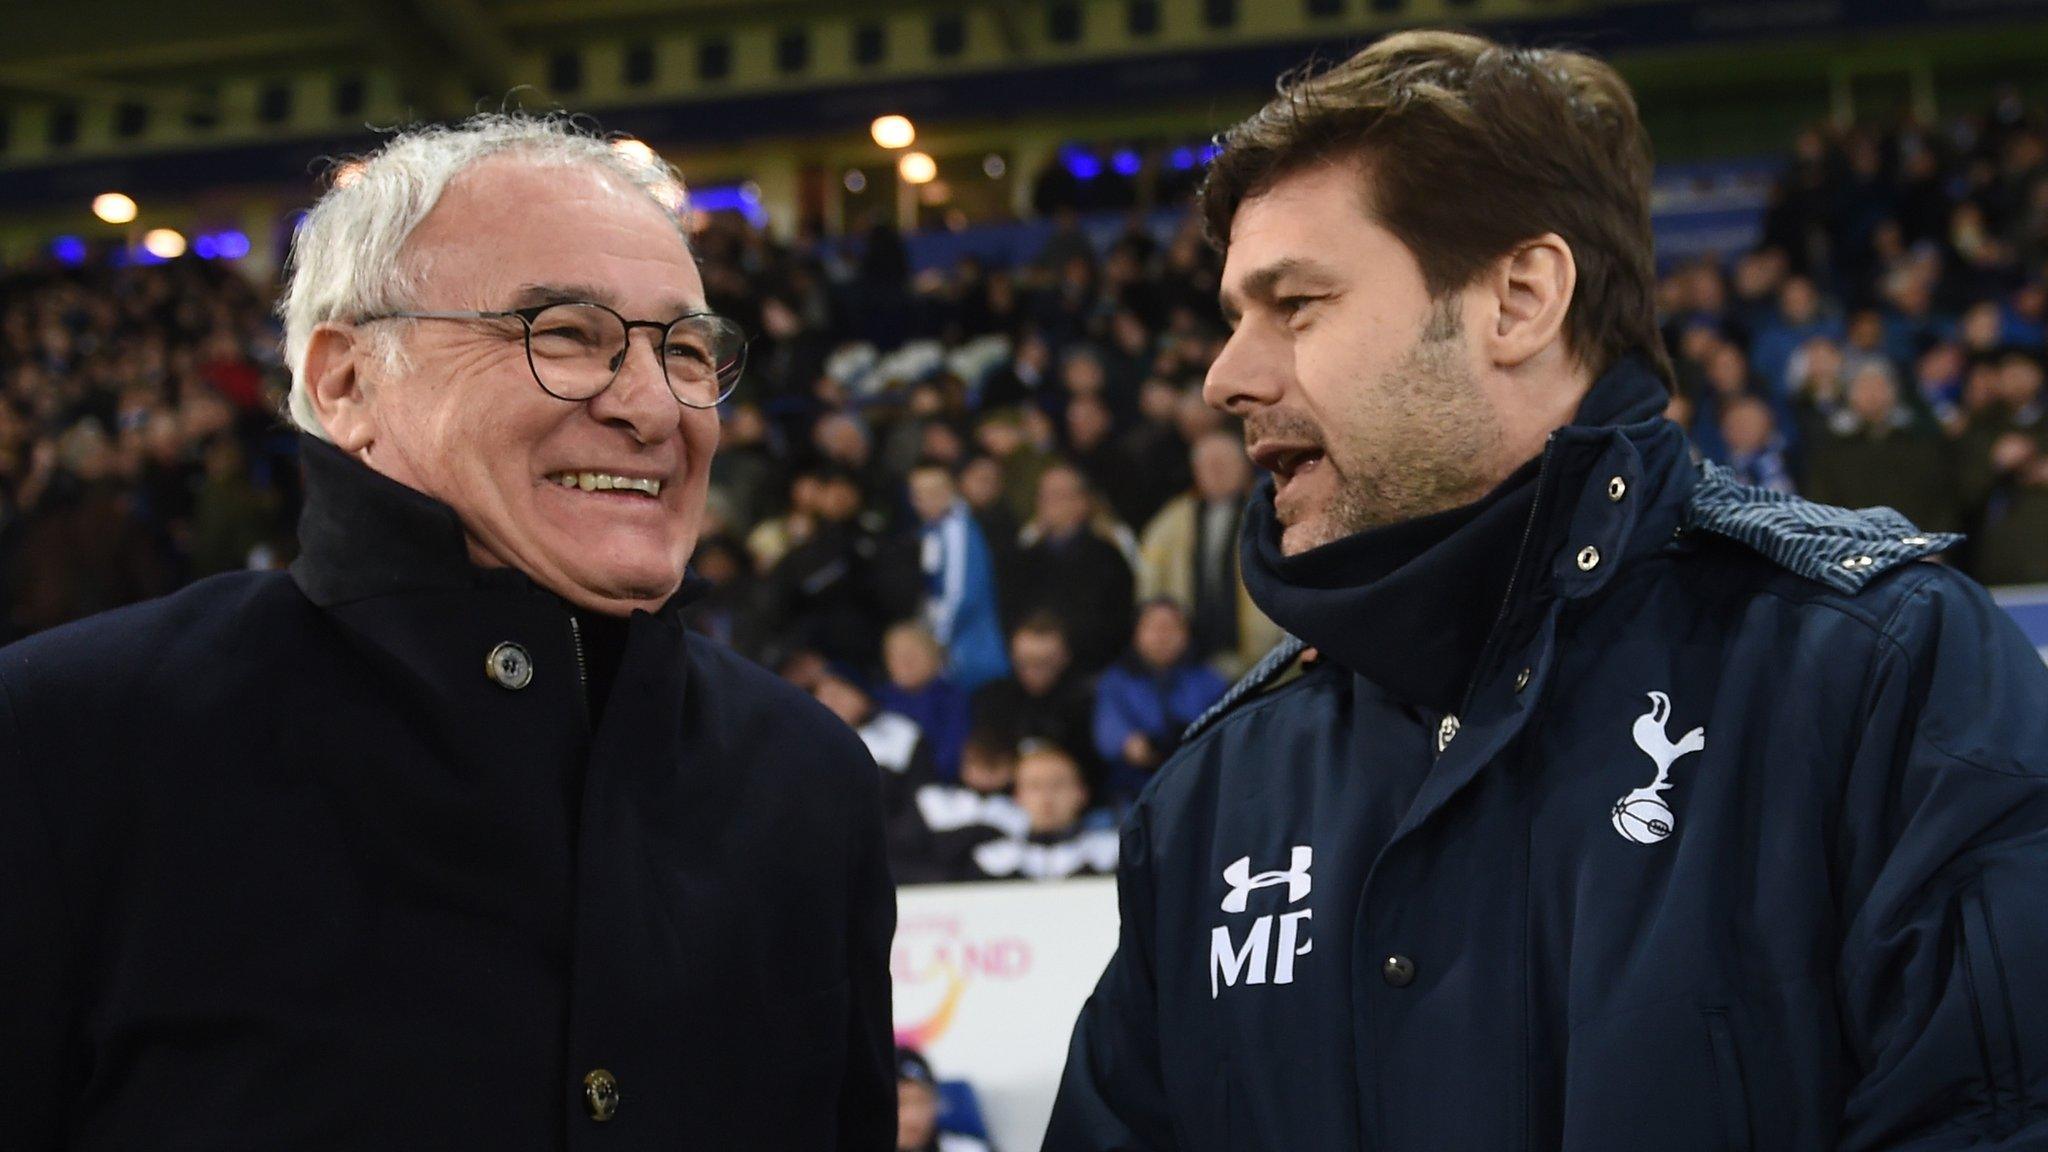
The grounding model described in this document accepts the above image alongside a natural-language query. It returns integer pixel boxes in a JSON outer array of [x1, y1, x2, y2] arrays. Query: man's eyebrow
[[508, 282, 707, 316], [509, 282, 618, 309], [1217, 257, 1337, 325]]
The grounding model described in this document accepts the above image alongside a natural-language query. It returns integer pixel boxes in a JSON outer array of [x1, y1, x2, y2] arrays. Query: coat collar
[[289, 434, 706, 616]]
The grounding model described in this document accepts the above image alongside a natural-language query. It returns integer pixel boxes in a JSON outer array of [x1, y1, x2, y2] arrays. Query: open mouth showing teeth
[[1273, 449, 1323, 482], [547, 471, 663, 497]]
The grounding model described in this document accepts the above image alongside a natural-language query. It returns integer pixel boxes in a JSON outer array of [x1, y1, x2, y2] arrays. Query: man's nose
[[588, 330, 679, 443], [1203, 325, 1287, 415]]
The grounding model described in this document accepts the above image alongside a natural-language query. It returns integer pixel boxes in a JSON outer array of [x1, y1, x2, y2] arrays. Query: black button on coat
[[0, 437, 897, 1150]]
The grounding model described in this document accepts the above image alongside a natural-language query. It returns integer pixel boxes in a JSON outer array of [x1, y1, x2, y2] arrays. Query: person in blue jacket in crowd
[[1093, 599, 1229, 805], [1046, 29, 2048, 1152], [909, 460, 1010, 691]]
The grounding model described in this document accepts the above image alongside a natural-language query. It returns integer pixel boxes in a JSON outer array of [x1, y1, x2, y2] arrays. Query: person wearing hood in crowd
[[1047, 30, 2048, 1152]]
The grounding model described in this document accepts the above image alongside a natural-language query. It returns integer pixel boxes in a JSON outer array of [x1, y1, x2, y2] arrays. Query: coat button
[[1513, 667, 1532, 693], [1840, 555, 1875, 571], [583, 1068, 620, 1122], [1382, 954, 1417, 988], [1575, 545, 1602, 572], [1607, 476, 1627, 502], [1435, 714, 1460, 753], [486, 642, 533, 690]]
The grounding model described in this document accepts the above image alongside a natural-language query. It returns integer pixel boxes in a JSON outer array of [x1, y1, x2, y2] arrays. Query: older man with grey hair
[[0, 113, 896, 1150]]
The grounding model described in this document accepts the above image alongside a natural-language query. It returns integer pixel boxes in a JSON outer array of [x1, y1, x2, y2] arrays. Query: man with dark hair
[[1047, 29, 2048, 1151]]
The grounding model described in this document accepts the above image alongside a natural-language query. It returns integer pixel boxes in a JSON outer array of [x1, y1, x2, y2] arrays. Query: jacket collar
[[1238, 357, 1693, 711], [289, 434, 705, 616]]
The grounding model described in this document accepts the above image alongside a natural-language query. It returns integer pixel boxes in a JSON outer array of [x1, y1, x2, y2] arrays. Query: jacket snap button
[[1841, 555, 1875, 570], [1901, 535, 1930, 546], [1513, 667, 1532, 693], [486, 642, 533, 690], [1382, 954, 1417, 988], [1435, 714, 1460, 752], [583, 1068, 620, 1121], [1575, 545, 1601, 572], [1607, 476, 1627, 502]]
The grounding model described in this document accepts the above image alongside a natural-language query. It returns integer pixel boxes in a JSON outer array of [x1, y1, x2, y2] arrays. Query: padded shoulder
[[1681, 461, 1959, 594]]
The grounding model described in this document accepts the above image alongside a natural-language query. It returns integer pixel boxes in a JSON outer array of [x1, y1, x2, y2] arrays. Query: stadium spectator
[[878, 620, 974, 781], [1804, 361, 1962, 533], [896, 1047, 994, 1152], [969, 613, 1098, 783], [1136, 429, 1282, 675], [969, 741, 1119, 881], [894, 726, 1030, 884], [1962, 349, 2048, 583], [758, 465, 920, 670], [1717, 395, 1797, 493], [1003, 463, 1135, 675], [908, 462, 1009, 690], [1092, 600, 1230, 805]]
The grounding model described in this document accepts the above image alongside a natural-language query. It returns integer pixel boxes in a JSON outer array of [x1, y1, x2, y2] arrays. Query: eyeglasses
[[357, 301, 748, 409]]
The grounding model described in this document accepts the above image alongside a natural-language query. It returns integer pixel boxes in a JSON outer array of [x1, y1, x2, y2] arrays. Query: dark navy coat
[[1046, 363, 2048, 1151], [0, 438, 896, 1150]]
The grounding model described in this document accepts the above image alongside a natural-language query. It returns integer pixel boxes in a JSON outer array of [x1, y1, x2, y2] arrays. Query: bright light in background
[[982, 153, 1007, 179], [51, 236, 87, 265], [610, 138, 657, 166], [1111, 150, 1142, 177], [1169, 147, 1197, 171], [843, 170, 868, 194], [193, 234, 219, 259], [331, 161, 366, 189], [740, 181, 762, 204], [1062, 148, 1101, 181], [897, 151, 937, 185], [215, 230, 251, 259], [93, 193, 138, 224], [143, 229, 186, 259], [919, 180, 953, 206], [871, 114, 916, 150]]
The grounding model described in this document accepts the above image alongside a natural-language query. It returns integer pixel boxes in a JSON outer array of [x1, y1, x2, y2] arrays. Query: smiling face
[[319, 156, 718, 614], [1207, 161, 1508, 556]]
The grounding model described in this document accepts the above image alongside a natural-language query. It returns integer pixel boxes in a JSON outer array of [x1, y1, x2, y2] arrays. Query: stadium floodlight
[[871, 115, 916, 150], [93, 193, 139, 224], [143, 229, 187, 259], [897, 152, 937, 185]]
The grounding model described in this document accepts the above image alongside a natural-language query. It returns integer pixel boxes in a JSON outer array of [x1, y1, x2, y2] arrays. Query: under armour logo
[[1212, 846, 1314, 999], [1220, 846, 1313, 913], [1611, 691, 1706, 844]]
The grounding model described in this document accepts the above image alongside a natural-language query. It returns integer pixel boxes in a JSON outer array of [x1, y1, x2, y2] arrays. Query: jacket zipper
[[1454, 431, 1558, 722], [567, 614, 589, 690]]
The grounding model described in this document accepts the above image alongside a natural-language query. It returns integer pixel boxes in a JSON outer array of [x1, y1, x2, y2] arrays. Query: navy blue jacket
[[1046, 362, 2048, 1151], [0, 438, 896, 1150]]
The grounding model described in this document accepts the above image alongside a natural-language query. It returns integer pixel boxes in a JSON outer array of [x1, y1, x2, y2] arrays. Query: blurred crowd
[[5, 88, 2048, 891]]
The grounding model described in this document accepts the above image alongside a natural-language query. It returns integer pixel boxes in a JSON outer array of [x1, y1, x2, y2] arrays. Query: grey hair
[[277, 111, 689, 439]]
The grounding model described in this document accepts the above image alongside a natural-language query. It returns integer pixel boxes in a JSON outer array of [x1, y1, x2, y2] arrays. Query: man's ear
[[302, 322, 376, 453], [1485, 233, 1577, 371]]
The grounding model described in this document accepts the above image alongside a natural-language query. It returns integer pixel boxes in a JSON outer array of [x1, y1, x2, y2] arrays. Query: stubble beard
[[1296, 297, 1507, 552]]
